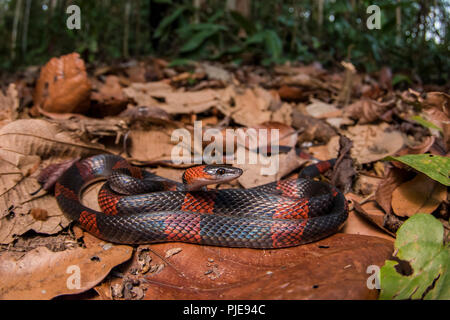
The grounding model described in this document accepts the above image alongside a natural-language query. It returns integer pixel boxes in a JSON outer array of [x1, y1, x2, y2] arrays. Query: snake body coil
[[55, 154, 348, 248]]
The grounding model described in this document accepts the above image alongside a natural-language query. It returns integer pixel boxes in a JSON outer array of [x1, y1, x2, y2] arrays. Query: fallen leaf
[[0, 119, 107, 243], [33, 53, 91, 114], [0, 83, 20, 126], [0, 243, 132, 299], [377, 66, 393, 91], [0, 172, 71, 244], [221, 87, 272, 127], [345, 193, 396, 240], [330, 135, 355, 194], [0, 119, 106, 159], [344, 99, 394, 124], [236, 147, 306, 188], [391, 174, 447, 217], [380, 214, 449, 300], [328, 123, 404, 164], [292, 111, 337, 143], [200, 63, 231, 83], [305, 99, 340, 119], [108, 234, 393, 300], [277, 85, 304, 102], [124, 81, 223, 114], [127, 129, 175, 162], [375, 166, 411, 215], [423, 92, 450, 116], [91, 75, 128, 116], [386, 154, 450, 186]]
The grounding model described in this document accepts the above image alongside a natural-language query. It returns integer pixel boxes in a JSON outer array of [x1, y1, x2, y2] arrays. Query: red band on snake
[[55, 154, 348, 248]]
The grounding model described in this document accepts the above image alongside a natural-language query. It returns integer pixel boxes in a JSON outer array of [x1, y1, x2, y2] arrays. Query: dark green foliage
[[0, 0, 448, 84]]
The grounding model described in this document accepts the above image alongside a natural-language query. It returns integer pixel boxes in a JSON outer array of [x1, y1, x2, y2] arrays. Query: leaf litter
[[0, 53, 448, 300]]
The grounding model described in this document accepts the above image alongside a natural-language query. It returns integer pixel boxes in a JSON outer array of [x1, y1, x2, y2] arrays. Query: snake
[[55, 154, 348, 248]]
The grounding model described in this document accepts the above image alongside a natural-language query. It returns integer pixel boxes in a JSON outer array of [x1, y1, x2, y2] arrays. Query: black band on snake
[[54, 154, 348, 248]]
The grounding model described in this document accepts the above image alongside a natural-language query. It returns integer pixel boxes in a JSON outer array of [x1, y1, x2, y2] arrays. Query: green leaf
[[245, 31, 266, 45], [380, 214, 449, 300], [411, 115, 443, 133], [264, 30, 282, 61], [168, 58, 195, 68], [385, 154, 450, 186], [207, 10, 224, 23], [180, 28, 219, 53], [154, 6, 188, 39], [392, 74, 413, 86]]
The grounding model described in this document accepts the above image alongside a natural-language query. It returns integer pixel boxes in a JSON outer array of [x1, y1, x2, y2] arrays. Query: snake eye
[[216, 168, 226, 175]]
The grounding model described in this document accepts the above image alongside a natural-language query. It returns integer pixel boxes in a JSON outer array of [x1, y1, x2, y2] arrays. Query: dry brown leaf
[[281, 73, 326, 90], [277, 85, 304, 102], [327, 123, 404, 164], [396, 136, 436, 156], [0, 119, 106, 159], [343, 209, 394, 241], [345, 193, 395, 240], [423, 92, 450, 116], [308, 145, 332, 160], [344, 99, 394, 124], [0, 83, 19, 127], [33, 53, 91, 114], [274, 62, 325, 77], [120, 105, 172, 127], [355, 174, 384, 196], [0, 119, 107, 243], [220, 87, 272, 127], [305, 99, 340, 118], [200, 63, 232, 83], [0, 243, 132, 299], [375, 166, 411, 215], [124, 81, 223, 114], [391, 173, 447, 217], [0, 169, 71, 244], [240, 122, 298, 152], [377, 66, 393, 91], [125, 63, 147, 83], [123, 81, 172, 106], [101, 234, 392, 300], [236, 147, 307, 189], [271, 102, 293, 125], [127, 129, 175, 162], [330, 135, 356, 194], [91, 75, 128, 117], [292, 111, 337, 143]]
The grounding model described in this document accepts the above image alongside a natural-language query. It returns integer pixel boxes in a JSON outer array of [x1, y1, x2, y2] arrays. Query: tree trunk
[[396, 0, 402, 44], [21, 0, 32, 59], [227, 0, 251, 17], [11, 0, 23, 60], [123, 1, 131, 58]]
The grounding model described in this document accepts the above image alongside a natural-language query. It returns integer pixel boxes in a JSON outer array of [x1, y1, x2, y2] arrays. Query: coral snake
[[55, 154, 348, 248]]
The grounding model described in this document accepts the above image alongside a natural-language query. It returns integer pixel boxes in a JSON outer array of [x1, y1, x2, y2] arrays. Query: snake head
[[182, 165, 243, 191]]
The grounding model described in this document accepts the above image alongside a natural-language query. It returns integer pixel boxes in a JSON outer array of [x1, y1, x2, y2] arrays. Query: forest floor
[[0, 53, 448, 300]]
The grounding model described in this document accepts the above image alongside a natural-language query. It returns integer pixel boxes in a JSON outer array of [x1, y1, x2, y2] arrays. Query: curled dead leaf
[[344, 99, 394, 124], [391, 173, 447, 217], [33, 53, 91, 114], [424, 92, 450, 116], [0, 243, 132, 299]]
